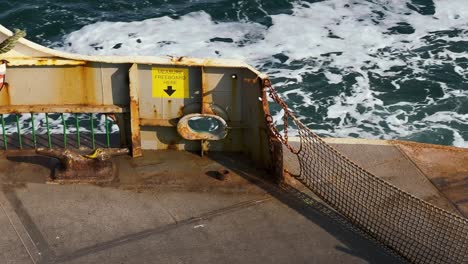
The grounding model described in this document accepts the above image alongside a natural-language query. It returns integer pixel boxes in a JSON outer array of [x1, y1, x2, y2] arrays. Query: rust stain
[[139, 118, 176, 127], [177, 114, 228, 141], [0, 84, 11, 105], [166, 99, 173, 118], [202, 103, 215, 115], [6, 58, 86, 66], [178, 126, 194, 140], [36, 59, 56, 66], [129, 63, 142, 157], [242, 77, 257, 84], [177, 105, 184, 118], [0, 104, 127, 114], [167, 140, 179, 150], [201, 67, 208, 114], [397, 143, 468, 217]]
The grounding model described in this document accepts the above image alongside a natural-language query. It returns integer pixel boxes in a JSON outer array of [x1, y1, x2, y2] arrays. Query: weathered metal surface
[[137, 64, 201, 120], [140, 118, 246, 129], [5, 65, 99, 105], [0, 81, 10, 105], [397, 141, 468, 218], [139, 118, 178, 127], [0, 104, 128, 114], [35, 148, 129, 183], [6, 58, 86, 66], [177, 113, 228, 141], [129, 63, 142, 157], [0, 24, 273, 171], [1, 62, 131, 107]]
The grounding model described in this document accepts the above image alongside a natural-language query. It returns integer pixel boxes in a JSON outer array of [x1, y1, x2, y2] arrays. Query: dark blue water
[[2, 0, 467, 147]]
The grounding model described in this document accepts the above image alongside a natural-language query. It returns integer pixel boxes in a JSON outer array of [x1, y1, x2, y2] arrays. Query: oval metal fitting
[[177, 114, 228, 141]]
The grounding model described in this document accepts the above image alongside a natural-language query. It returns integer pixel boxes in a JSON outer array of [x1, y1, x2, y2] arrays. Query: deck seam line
[[0, 196, 36, 264], [53, 196, 272, 263], [395, 144, 464, 217]]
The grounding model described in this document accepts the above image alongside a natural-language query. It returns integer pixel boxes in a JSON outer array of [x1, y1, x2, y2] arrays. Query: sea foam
[[55, 0, 468, 147]]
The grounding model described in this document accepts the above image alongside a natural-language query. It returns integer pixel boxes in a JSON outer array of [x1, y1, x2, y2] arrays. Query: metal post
[[31, 113, 37, 148], [16, 114, 22, 149], [62, 113, 67, 148], [45, 113, 52, 149], [75, 113, 80, 149], [90, 113, 95, 149], [105, 114, 110, 148], [1, 114, 7, 150]]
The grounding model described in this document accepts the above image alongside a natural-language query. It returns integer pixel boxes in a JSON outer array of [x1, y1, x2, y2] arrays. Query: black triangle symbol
[[164, 86, 176, 96]]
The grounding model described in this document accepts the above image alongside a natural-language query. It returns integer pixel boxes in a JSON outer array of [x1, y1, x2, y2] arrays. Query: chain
[[264, 79, 299, 154]]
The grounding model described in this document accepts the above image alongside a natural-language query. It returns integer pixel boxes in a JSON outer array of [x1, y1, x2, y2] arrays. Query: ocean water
[[1, 0, 467, 147]]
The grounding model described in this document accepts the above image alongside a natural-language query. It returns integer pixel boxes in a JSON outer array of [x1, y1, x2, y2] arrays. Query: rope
[[0, 29, 26, 54]]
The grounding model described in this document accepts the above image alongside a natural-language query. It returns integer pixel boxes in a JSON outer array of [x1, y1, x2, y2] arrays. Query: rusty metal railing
[[0, 112, 118, 150]]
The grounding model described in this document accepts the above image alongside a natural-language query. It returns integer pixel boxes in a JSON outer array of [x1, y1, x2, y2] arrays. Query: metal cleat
[[35, 148, 129, 184]]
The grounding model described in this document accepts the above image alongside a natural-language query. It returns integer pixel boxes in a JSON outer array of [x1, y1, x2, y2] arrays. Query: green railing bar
[[45, 113, 52, 148], [15, 114, 22, 149], [31, 113, 37, 148], [62, 113, 67, 148], [1, 114, 7, 150], [105, 114, 110, 148], [75, 113, 80, 149], [90, 113, 95, 149]]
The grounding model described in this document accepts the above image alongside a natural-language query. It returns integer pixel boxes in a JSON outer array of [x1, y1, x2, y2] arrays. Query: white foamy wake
[[53, 0, 468, 147]]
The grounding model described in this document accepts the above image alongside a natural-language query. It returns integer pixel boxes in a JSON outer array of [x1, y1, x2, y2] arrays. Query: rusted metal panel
[[0, 82, 10, 105], [100, 63, 131, 106], [137, 64, 203, 151], [140, 118, 246, 128], [200, 67, 245, 154], [202, 67, 243, 122], [3, 64, 101, 105], [140, 118, 177, 127], [137, 64, 201, 120], [242, 71, 271, 168], [129, 63, 142, 157], [2, 62, 132, 107], [6, 58, 86, 66], [5, 65, 94, 105], [0, 104, 127, 114], [140, 126, 200, 151]]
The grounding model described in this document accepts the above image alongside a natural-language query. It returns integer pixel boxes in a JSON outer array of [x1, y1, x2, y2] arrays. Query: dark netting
[[265, 82, 468, 264]]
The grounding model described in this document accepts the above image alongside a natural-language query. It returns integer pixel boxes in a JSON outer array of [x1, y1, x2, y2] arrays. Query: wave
[[55, 0, 468, 147]]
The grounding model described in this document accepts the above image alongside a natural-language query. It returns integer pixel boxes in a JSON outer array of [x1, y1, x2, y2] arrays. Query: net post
[[90, 113, 95, 149], [62, 113, 67, 148], [45, 113, 52, 148], [75, 113, 80, 149], [31, 113, 37, 148], [16, 114, 22, 149], [105, 114, 110, 148]]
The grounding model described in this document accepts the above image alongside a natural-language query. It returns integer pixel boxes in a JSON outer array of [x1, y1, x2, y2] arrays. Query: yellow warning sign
[[152, 67, 189, 98]]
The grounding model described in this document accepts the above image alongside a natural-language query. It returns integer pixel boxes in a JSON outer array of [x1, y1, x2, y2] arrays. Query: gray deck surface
[[0, 142, 457, 264]]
